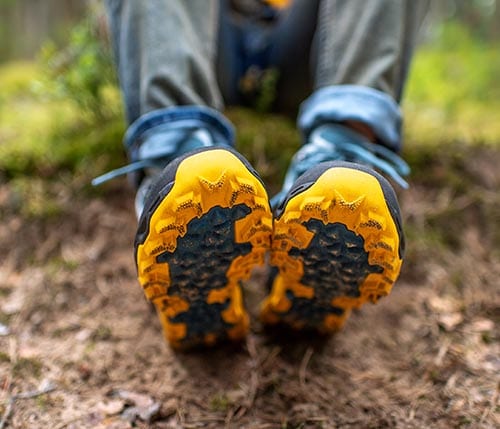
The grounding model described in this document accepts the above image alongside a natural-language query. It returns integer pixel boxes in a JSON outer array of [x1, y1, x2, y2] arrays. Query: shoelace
[[91, 128, 216, 186], [270, 124, 410, 208]]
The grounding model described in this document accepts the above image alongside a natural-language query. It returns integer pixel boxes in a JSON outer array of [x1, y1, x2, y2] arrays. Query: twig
[[230, 336, 261, 422], [13, 384, 56, 401], [434, 338, 451, 367], [299, 347, 314, 388], [260, 346, 281, 370], [0, 398, 14, 429], [479, 380, 499, 424], [0, 338, 16, 429], [53, 415, 85, 429], [0, 383, 56, 429], [245, 336, 260, 408]]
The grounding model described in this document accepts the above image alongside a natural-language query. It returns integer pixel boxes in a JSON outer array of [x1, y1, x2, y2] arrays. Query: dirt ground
[[0, 144, 499, 429]]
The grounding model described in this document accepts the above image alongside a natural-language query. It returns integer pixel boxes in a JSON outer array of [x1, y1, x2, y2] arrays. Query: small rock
[[75, 328, 92, 342], [111, 389, 161, 423], [97, 399, 125, 416], [121, 402, 161, 423], [0, 322, 10, 336], [2, 292, 23, 314], [138, 402, 161, 422], [437, 312, 463, 331]]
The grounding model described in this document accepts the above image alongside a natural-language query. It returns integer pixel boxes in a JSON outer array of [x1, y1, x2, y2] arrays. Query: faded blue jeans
[[104, 0, 429, 181]]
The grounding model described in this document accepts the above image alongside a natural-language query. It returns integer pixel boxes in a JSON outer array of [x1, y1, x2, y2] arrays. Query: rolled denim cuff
[[124, 105, 235, 162], [298, 85, 402, 151]]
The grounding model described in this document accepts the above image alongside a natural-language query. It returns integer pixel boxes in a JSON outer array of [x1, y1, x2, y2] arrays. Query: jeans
[[105, 0, 429, 157]]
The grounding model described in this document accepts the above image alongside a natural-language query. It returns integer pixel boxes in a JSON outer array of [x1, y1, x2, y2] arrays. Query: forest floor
[[0, 135, 499, 428]]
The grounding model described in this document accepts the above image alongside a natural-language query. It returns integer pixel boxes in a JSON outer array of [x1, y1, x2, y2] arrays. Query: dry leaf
[[111, 390, 161, 423], [470, 318, 495, 332], [438, 312, 464, 331], [428, 295, 459, 313]]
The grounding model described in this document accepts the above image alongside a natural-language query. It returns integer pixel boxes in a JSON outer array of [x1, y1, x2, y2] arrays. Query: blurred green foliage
[[0, 13, 125, 181], [409, 22, 500, 105], [403, 21, 500, 145], [36, 14, 118, 121], [0, 12, 499, 185]]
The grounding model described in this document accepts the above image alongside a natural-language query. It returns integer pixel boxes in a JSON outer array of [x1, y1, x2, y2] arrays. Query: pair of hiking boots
[[97, 116, 408, 349]]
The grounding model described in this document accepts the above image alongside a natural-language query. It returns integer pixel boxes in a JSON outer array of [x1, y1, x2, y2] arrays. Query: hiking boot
[[135, 146, 272, 348], [93, 107, 273, 348], [261, 123, 408, 332]]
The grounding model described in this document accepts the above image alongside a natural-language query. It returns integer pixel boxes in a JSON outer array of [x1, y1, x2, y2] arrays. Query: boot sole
[[135, 148, 272, 348], [261, 161, 404, 332]]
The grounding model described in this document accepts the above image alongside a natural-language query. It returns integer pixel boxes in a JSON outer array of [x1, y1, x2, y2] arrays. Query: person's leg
[[262, 0, 429, 332], [215, 0, 319, 111], [106, 0, 223, 123], [302, 0, 430, 149], [98, 0, 235, 192], [265, 0, 429, 148], [316, 0, 429, 102], [267, 0, 320, 114], [102, 0, 272, 349]]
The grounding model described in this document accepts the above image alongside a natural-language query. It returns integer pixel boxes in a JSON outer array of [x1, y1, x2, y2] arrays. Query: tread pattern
[[136, 149, 272, 348], [261, 166, 403, 332]]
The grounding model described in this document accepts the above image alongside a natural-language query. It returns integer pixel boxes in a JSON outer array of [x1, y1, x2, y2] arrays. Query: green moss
[[0, 310, 13, 326], [227, 107, 299, 191], [0, 11, 124, 180], [0, 287, 11, 297], [36, 394, 50, 410], [0, 351, 10, 363], [9, 178, 63, 219], [1, 18, 499, 191], [12, 357, 43, 378], [209, 393, 230, 412], [92, 325, 113, 342]]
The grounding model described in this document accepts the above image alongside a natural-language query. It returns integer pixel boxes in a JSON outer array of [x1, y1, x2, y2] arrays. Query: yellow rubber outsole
[[261, 166, 403, 332], [135, 149, 272, 348]]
